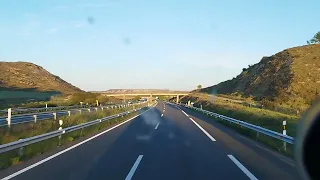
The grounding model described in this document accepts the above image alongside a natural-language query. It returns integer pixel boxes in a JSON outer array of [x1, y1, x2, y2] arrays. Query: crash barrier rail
[[0, 106, 146, 154], [0, 102, 144, 127], [178, 103, 294, 144]]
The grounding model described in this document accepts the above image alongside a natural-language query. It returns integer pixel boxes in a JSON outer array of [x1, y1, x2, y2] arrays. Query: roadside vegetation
[[23, 92, 121, 108], [0, 92, 126, 117], [176, 94, 299, 156], [0, 103, 149, 170], [0, 103, 147, 145], [198, 43, 320, 116], [1, 92, 122, 109]]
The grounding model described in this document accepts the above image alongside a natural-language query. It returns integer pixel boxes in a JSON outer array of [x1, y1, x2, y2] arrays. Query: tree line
[[307, 32, 320, 44]]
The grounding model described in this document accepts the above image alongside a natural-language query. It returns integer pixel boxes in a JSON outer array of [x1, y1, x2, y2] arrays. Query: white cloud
[[47, 28, 58, 34]]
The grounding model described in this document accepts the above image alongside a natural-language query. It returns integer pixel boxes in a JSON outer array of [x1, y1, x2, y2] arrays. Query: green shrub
[[10, 157, 20, 165], [0, 104, 148, 170], [67, 137, 74, 142]]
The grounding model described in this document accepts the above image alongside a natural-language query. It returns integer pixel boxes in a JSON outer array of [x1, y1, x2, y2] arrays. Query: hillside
[[0, 62, 82, 106], [200, 44, 320, 110]]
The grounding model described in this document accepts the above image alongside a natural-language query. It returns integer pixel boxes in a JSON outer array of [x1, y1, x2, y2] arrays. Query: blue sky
[[0, 0, 319, 91]]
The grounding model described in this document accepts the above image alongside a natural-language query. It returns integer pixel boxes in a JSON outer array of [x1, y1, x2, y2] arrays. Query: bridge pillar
[[149, 94, 153, 105], [176, 94, 179, 104]]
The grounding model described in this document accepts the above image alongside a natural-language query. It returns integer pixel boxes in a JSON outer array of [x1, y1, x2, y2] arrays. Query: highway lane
[[132, 103, 250, 180], [0, 102, 299, 180], [171, 103, 301, 180]]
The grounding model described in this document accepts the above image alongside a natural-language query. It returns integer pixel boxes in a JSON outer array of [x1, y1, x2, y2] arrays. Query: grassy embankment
[[0, 102, 149, 169], [178, 93, 299, 157]]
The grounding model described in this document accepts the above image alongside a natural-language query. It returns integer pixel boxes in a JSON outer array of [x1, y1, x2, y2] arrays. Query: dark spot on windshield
[[87, 17, 95, 25], [123, 37, 131, 45]]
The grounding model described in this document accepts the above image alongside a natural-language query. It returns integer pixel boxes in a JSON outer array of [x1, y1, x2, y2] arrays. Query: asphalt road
[[0, 102, 300, 180]]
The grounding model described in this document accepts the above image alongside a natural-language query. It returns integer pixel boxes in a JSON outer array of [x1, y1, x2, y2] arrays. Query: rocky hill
[[0, 62, 82, 107], [0, 62, 82, 93], [200, 44, 320, 110]]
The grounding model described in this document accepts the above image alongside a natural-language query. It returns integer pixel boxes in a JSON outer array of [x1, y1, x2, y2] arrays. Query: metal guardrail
[[0, 101, 144, 114], [179, 103, 295, 144], [0, 107, 145, 154], [0, 105, 82, 114], [0, 102, 145, 127]]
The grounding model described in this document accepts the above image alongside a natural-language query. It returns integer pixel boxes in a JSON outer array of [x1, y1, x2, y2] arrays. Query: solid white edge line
[[125, 155, 143, 180], [227, 155, 258, 180], [189, 118, 216, 141], [1, 107, 155, 180], [181, 110, 189, 117], [173, 105, 216, 141], [155, 122, 160, 129]]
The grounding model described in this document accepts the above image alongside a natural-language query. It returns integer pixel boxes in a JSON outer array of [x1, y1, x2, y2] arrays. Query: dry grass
[[179, 94, 299, 136], [0, 104, 148, 170], [179, 94, 298, 156], [199, 44, 320, 111]]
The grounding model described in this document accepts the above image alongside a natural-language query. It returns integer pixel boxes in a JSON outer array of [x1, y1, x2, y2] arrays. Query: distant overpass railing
[[177, 103, 294, 145], [103, 93, 189, 97]]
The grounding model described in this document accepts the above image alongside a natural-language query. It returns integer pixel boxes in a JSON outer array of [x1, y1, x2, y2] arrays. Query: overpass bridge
[[101, 91, 189, 103]]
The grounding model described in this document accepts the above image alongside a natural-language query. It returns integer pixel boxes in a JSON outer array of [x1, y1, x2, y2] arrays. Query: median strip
[[0, 105, 155, 178], [2, 114, 146, 180]]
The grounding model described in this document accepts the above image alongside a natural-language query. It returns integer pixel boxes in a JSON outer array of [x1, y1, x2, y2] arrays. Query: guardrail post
[[95, 108, 98, 112], [33, 115, 37, 123], [68, 111, 71, 116], [283, 121, 287, 151], [53, 112, 57, 120], [45, 104, 48, 110], [79, 109, 82, 114], [88, 109, 91, 112], [58, 120, 63, 146], [7, 108, 11, 128], [101, 107, 104, 111], [18, 139, 24, 157]]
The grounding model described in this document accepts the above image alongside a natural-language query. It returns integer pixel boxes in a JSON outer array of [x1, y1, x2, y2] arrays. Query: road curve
[[0, 102, 300, 180]]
